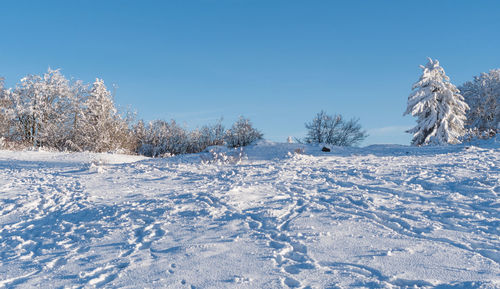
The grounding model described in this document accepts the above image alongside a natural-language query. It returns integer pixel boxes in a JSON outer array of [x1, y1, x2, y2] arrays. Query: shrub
[[224, 116, 263, 148]]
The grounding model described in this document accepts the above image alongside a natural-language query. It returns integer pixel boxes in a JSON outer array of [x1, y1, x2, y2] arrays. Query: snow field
[[0, 141, 499, 288]]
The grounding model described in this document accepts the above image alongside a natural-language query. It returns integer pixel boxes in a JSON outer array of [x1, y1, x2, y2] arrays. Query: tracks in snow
[[0, 163, 173, 288], [0, 147, 499, 288]]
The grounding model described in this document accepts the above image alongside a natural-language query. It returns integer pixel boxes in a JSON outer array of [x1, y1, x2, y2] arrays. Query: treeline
[[1, 63, 496, 154], [0, 69, 263, 156]]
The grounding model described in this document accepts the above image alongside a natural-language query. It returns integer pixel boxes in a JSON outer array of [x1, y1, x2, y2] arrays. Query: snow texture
[[0, 140, 499, 288]]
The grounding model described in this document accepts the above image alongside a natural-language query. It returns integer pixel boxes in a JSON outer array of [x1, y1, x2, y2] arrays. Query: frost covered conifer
[[404, 58, 469, 146]]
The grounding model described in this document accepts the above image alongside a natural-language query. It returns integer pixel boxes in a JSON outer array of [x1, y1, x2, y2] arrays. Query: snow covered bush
[[404, 58, 469, 146], [88, 158, 108, 173], [134, 119, 189, 157], [459, 69, 500, 137], [187, 119, 225, 153], [304, 111, 367, 146], [200, 147, 246, 164], [294, 147, 305, 154], [133, 118, 226, 157], [224, 116, 263, 148]]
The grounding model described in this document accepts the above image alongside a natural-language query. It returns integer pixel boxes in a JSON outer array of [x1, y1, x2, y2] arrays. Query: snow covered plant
[[73, 79, 132, 153], [201, 147, 246, 164], [88, 158, 108, 173], [134, 119, 189, 157], [0, 78, 14, 141], [133, 118, 226, 157], [10, 69, 77, 149], [3, 69, 134, 153], [188, 119, 225, 153], [286, 147, 305, 158], [459, 69, 500, 137], [294, 147, 305, 154], [224, 116, 263, 148], [404, 58, 469, 146]]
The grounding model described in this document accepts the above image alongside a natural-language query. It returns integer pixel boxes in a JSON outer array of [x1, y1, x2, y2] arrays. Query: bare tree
[[304, 111, 367, 146]]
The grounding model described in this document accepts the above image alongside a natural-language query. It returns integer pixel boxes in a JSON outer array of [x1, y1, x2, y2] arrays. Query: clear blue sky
[[2, 0, 500, 145]]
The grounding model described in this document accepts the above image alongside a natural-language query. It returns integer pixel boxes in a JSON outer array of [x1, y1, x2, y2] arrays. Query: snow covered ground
[[0, 140, 499, 288]]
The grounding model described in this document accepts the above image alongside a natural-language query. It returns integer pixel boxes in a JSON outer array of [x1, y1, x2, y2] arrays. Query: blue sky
[[2, 0, 500, 145]]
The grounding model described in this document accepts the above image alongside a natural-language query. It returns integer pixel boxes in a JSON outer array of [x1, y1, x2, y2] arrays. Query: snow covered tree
[[304, 111, 367, 146], [132, 119, 147, 152], [0, 77, 14, 141], [404, 58, 469, 146], [224, 116, 263, 148], [11, 69, 76, 148], [74, 78, 130, 152], [459, 69, 500, 137]]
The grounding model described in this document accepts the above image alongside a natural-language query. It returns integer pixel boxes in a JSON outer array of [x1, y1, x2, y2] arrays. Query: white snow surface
[[0, 140, 499, 288]]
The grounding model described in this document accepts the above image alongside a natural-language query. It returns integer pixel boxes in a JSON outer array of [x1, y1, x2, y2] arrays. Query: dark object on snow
[[321, 146, 331, 152]]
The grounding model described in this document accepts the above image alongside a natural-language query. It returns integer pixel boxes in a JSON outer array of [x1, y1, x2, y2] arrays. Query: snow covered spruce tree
[[404, 58, 469, 146], [459, 69, 500, 137], [304, 111, 367, 146], [224, 116, 263, 148], [74, 78, 131, 152]]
